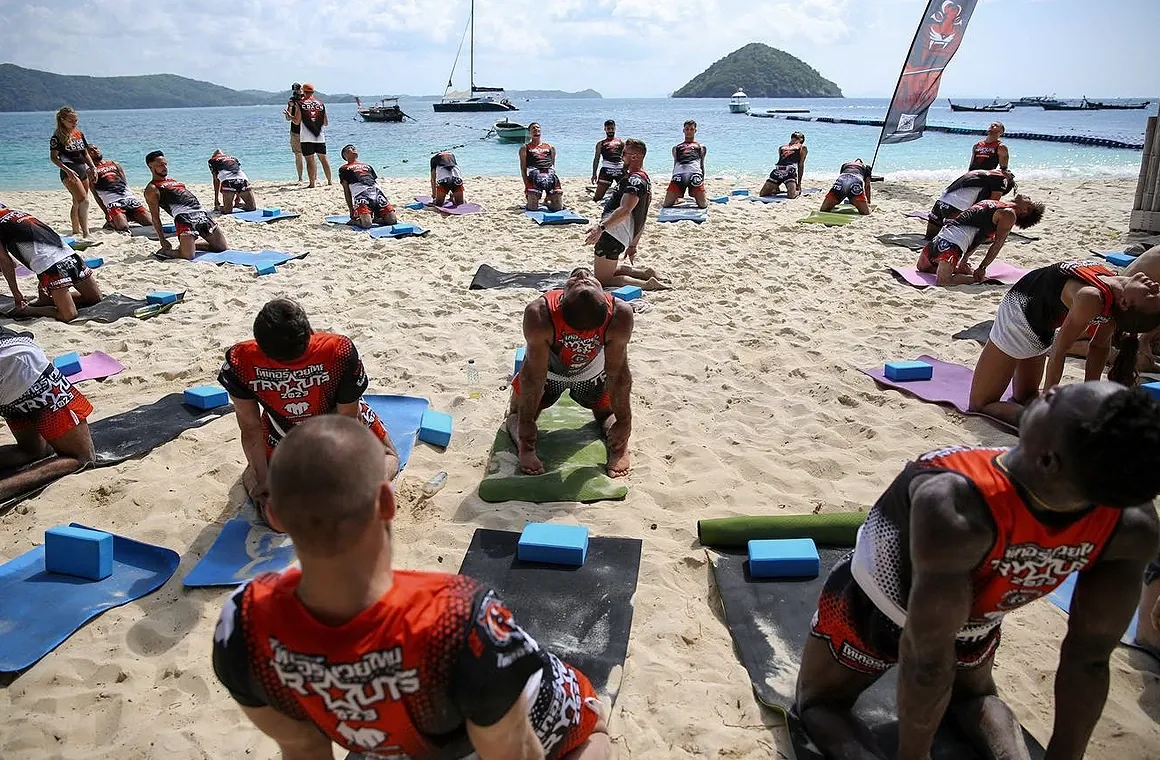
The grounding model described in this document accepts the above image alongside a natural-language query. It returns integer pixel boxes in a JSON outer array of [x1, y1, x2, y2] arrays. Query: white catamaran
[[433, 0, 517, 113]]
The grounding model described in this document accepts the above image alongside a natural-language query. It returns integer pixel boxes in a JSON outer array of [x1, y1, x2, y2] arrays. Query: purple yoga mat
[[889, 260, 1028, 288], [66, 352, 125, 382], [861, 354, 1015, 434], [414, 196, 484, 215]]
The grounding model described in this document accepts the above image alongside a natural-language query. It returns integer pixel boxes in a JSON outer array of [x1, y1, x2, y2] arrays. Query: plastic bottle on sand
[[467, 359, 480, 399], [422, 471, 448, 498]]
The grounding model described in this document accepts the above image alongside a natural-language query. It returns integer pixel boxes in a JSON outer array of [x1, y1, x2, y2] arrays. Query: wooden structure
[[1132, 117, 1160, 233]]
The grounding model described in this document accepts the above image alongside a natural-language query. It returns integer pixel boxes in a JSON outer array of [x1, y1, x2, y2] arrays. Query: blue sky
[[1, 0, 1156, 98]]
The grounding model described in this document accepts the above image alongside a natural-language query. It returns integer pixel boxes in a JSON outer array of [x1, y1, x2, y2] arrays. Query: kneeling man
[[0, 203, 103, 322], [218, 298, 399, 522], [509, 268, 634, 478], [339, 145, 397, 228], [796, 381, 1160, 760], [144, 150, 230, 259]]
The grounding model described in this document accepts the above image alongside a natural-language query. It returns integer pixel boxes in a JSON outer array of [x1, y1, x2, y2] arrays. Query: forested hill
[[673, 44, 842, 98], [0, 64, 355, 112]]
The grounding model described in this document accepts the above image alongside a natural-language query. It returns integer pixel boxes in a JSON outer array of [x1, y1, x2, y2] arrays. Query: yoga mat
[[0, 292, 185, 324], [324, 214, 387, 228], [905, 210, 935, 221], [1045, 572, 1152, 657], [954, 320, 994, 345], [889, 261, 1028, 288], [748, 195, 787, 204], [698, 512, 867, 548], [878, 233, 930, 251], [369, 224, 429, 239], [524, 209, 589, 225], [191, 249, 307, 268], [478, 394, 628, 504], [13, 263, 33, 278], [469, 264, 568, 291], [65, 352, 125, 383], [227, 209, 300, 223], [61, 237, 102, 251], [657, 204, 709, 223], [182, 394, 428, 588], [711, 547, 1047, 759], [128, 223, 176, 239], [458, 528, 641, 700], [0, 523, 179, 672], [798, 210, 859, 226], [414, 196, 484, 215], [861, 354, 1016, 434]]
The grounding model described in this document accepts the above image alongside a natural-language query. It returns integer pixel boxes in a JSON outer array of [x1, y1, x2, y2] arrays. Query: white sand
[[1, 175, 1157, 759]]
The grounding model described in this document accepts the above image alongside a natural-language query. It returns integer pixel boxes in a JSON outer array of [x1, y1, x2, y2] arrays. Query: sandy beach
[[1, 174, 1157, 759]]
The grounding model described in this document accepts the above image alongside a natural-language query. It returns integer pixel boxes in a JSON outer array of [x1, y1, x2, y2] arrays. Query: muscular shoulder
[[608, 300, 635, 338], [908, 471, 995, 570], [522, 298, 553, 337], [1099, 504, 1159, 566]]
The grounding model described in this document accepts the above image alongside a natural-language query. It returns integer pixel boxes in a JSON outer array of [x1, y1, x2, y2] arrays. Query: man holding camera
[[287, 83, 331, 188], [283, 84, 305, 183]]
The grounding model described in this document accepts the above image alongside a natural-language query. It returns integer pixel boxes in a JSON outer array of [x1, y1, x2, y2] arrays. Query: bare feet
[[505, 413, 544, 475], [606, 446, 631, 478], [601, 415, 631, 478], [643, 277, 670, 291]]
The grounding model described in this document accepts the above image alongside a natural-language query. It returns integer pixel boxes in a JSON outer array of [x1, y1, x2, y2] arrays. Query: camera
[[290, 82, 303, 101]]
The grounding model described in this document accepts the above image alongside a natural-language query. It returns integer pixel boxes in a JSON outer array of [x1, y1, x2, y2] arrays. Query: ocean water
[[0, 97, 1154, 192]]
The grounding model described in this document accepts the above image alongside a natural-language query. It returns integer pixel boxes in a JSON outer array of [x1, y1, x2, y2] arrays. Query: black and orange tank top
[[526, 142, 554, 170], [543, 289, 614, 371]]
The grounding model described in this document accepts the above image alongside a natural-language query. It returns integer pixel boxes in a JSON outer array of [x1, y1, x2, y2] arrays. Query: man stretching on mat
[[662, 120, 707, 209], [208, 149, 258, 214], [520, 123, 563, 212], [144, 151, 230, 260], [819, 158, 873, 215], [212, 416, 611, 760], [429, 150, 466, 207], [0, 203, 103, 322], [87, 145, 153, 232], [584, 138, 668, 291], [917, 196, 1045, 287], [759, 131, 807, 199], [218, 298, 398, 524], [591, 120, 624, 202], [797, 380, 1160, 760], [0, 329, 95, 501], [339, 145, 397, 228], [509, 268, 634, 478], [924, 168, 1016, 239]]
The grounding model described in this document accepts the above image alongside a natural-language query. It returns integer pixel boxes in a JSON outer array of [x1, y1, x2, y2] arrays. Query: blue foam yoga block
[[405, 201, 425, 210], [612, 285, 642, 302], [518, 523, 589, 566], [254, 263, 277, 276], [730, 189, 749, 196], [514, 346, 526, 376], [748, 538, 819, 579], [884, 360, 934, 381], [261, 207, 281, 217], [45, 525, 113, 581], [418, 409, 453, 448], [710, 196, 729, 204], [84, 257, 104, 269], [147, 291, 179, 306], [1106, 252, 1137, 268], [52, 352, 82, 376], [184, 385, 229, 410], [1142, 382, 1160, 401], [542, 211, 568, 222], [392, 223, 417, 234]]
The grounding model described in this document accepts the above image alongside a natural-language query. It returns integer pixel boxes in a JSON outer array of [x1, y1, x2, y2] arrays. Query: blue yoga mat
[[182, 394, 430, 588], [228, 209, 300, 223], [748, 195, 787, 204], [658, 204, 709, 223], [524, 209, 589, 225], [193, 249, 308, 267], [1046, 571, 1144, 650], [369, 224, 428, 239], [324, 215, 388, 229], [0, 523, 179, 672]]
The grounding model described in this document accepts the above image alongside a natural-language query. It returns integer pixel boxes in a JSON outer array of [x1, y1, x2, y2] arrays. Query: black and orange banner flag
[[879, 0, 980, 146]]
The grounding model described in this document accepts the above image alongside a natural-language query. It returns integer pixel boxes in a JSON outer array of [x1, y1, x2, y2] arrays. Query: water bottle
[[467, 359, 480, 399], [421, 471, 448, 498]]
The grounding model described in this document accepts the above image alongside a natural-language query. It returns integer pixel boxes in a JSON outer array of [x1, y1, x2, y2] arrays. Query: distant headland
[[672, 43, 842, 98]]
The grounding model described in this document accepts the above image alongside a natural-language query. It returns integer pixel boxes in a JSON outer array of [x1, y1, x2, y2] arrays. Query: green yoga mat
[[478, 394, 628, 503], [797, 210, 860, 226], [698, 512, 867, 548]]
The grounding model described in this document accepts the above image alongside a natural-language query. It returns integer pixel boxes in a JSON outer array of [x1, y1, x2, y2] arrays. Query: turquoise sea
[[0, 97, 1155, 192]]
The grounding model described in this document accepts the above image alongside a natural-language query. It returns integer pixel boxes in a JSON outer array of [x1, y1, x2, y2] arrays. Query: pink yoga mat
[[414, 196, 484, 215], [66, 352, 125, 383], [862, 354, 1015, 434], [889, 261, 1028, 288]]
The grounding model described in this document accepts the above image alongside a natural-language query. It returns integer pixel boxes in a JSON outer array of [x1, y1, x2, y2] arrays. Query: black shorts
[[38, 254, 93, 294], [594, 232, 625, 261], [220, 178, 252, 194], [60, 163, 89, 182], [511, 370, 610, 412], [597, 167, 623, 184], [768, 165, 798, 184], [300, 142, 327, 157], [174, 211, 218, 239], [436, 176, 464, 190], [668, 171, 704, 192], [930, 200, 960, 224]]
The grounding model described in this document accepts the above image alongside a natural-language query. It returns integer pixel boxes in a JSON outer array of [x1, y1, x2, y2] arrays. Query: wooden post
[[1134, 117, 1155, 210], [1132, 116, 1160, 232]]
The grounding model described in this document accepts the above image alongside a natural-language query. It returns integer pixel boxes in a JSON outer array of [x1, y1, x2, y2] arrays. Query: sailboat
[[433, 0, 517, 113]]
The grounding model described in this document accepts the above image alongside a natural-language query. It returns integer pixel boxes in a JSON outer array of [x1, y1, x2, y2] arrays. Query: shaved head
[[267, 416, 386, 555]]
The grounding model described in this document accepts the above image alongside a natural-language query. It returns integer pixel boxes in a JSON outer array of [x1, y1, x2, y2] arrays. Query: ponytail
[[1107, 330, 1141, 387]]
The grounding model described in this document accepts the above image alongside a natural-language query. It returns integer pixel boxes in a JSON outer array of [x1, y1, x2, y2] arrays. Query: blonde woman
[[49, 107, 97, 239]]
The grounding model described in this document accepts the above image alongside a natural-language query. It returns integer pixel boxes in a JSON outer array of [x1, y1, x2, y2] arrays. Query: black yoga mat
[[1, 393, 233, 513], [710, 547, 1046, 760], [469, 264, 569, 291], [0, 293, 184, 324], [458, 528, 641, 701], [879, 232, 1039, 252], [953, 320, 993, 345]]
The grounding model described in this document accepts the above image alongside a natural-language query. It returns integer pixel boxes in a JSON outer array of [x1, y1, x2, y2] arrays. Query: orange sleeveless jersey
[[543, 289, 614, 371]]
